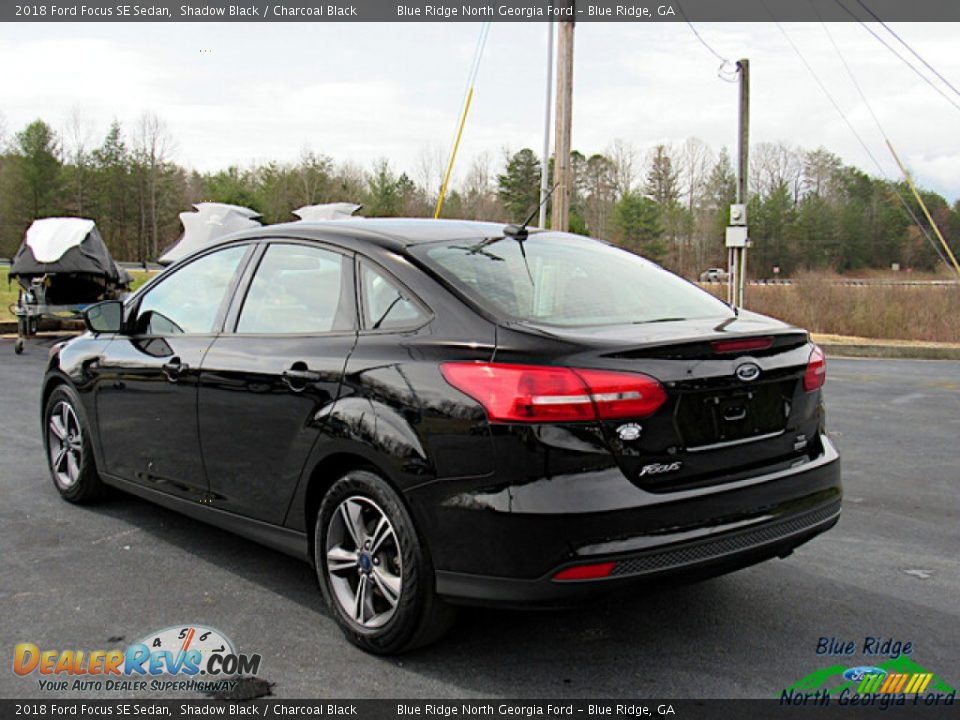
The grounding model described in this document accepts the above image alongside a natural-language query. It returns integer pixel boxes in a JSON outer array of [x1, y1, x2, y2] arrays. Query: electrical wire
[[761, 0, 952, 267], [853, 0, 960, 99], [676, 1, 739, 82], [435, 22, 491, 218], [812, 7, 950, 267], [833, 0, 960, 114]]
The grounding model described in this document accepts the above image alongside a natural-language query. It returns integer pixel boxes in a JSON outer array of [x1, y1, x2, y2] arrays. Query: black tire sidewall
[[314, 470, 431, 654]]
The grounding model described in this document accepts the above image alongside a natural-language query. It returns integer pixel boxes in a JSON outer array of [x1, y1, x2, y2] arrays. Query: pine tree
[[497, 149, 541, 223]]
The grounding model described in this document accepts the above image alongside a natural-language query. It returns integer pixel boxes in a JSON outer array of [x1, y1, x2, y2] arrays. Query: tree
[[580, 153, 616, 237], [91, 121, 136, 258], [644, 144, 680, 207], [614, 191, 665, 261], [801, 147, 843, 199], [497, 148, 541, 222], [606, 138, 639, 197], [365, 159, 401, 217], [14, 119, 62, 219], [460, 152, 502, 221], [62, 107, 94, 215], [131, 112, 176, 260]]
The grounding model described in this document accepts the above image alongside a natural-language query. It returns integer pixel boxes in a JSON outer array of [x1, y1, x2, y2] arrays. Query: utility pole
[[551, 11, 575, 232], [727, 58, 750, 308], [538, 22, 554, 229]]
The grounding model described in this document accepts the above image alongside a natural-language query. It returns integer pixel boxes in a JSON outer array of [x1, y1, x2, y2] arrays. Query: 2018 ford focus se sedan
[[42, 218, 841, 653]]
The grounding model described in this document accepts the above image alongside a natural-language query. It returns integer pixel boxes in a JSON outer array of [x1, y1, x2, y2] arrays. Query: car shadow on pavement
[[86, 487, 764, 694]]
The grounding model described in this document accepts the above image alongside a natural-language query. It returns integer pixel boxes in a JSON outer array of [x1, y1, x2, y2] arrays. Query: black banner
[[2, 699, 959, 719], [6, 0, 960, 23]]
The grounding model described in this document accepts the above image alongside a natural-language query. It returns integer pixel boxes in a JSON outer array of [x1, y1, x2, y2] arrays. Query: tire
[[314, 470, 456, 654], [43, 385, 106, 504]]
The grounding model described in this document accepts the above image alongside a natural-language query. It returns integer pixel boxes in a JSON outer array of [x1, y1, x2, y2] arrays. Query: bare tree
[[460, 152, 501, 220], [63, 106, 95, 214], [132, 111, 176, 260], [294, 147, 334, 206], [606, 138, 639, 198], [801, 147, 843, 199], [679, 137, 714, 214], [414, 144, 446, 207], [750, 141, 802, 200]]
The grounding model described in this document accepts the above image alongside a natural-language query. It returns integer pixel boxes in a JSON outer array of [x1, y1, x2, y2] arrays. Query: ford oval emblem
[[735, 362, 761, 382], [843, 666, 887, 682]]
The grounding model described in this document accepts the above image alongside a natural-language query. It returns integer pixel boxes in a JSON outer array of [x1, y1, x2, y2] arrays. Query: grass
[[0, 268, 154, 323], [705, 273, 960, 344]]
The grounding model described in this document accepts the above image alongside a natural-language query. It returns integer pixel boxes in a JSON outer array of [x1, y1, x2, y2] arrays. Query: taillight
[[712, 336, 774, 354], [803, 345, 826, 392], [440, 362, 667, 423]]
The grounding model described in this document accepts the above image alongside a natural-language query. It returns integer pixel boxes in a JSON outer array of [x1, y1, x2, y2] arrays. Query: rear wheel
[[314, 470, 455, 654], [43, 385, 106, 503]]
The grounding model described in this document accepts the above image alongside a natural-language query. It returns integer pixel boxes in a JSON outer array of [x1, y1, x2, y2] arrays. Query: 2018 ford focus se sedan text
[[41, 219, 841, 653]]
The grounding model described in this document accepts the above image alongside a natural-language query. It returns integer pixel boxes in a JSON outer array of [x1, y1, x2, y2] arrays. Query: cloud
[[0, 21, 957, 201]]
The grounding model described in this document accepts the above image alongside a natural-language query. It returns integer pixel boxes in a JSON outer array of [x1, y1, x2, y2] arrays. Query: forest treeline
[[1, 112, 958, 278]]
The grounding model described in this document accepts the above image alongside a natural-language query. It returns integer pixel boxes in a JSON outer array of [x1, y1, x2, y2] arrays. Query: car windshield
[[414, 233, 734, 328]]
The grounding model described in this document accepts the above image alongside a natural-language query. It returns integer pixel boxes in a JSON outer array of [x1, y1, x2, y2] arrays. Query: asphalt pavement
[[1, 336, 958, 700]]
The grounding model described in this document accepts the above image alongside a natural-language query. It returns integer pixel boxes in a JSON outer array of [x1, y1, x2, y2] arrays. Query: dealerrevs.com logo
[[13, 625, 262, 693]]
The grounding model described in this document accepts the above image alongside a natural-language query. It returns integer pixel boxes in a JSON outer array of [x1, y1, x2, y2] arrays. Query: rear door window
[[236, 243, 354, 334], [359, 261, 427, 331]]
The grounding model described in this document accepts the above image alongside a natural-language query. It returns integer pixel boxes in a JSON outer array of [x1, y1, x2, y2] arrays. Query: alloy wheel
[[325, 496, 403, 629], [48, 401, 83, 489]]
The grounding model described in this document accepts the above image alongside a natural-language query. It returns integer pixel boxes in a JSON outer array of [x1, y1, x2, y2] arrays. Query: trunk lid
[[501, 312, 822, 492]]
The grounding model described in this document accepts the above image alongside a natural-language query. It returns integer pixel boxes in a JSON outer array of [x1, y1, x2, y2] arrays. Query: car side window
[[359, 261, 426, 331], [133, 245, 248, 336], [236, 243, 353, 334]]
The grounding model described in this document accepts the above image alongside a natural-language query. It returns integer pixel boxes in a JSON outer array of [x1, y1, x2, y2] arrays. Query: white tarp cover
[[293, 203, 362, 221], [25, 218, 97, 263], [159, 203, 262, 265]]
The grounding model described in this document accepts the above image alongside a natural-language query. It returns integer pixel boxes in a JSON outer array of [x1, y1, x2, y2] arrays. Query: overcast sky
[[1, 21, 957, 201]]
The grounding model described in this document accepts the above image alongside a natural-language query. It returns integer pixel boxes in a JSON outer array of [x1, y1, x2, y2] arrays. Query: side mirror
[[84, 300, 124, 334]]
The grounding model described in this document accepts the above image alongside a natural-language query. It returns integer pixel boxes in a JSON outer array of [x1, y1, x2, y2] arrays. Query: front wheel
[[43, 385, 106, 503], [315, 470, 455, 654]]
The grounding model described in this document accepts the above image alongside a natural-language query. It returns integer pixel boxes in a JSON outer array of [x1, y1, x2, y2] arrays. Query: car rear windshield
[[414, 234, 734, 327]]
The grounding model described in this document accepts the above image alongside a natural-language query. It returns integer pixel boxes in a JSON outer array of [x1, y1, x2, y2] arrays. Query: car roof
[[219, 217, 527, 254]]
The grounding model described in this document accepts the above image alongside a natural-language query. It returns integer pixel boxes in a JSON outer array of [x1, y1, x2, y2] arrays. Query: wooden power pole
[[551, 14, 575, 232], [727, 58, 750, 308]]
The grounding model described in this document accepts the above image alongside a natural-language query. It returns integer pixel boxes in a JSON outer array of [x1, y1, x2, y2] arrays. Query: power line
[[833, 0, 960, 114], [676, 2, 739, 82], [853, 0, 960, 99], [760, 0, 951, 267], [812, 11, 951, 267]]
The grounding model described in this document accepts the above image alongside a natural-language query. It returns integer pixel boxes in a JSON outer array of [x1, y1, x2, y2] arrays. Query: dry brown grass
[[706, 273, 960, 343]]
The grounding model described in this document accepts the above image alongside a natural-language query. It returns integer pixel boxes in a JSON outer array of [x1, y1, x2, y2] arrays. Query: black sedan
[[42, 219, 841, 653]]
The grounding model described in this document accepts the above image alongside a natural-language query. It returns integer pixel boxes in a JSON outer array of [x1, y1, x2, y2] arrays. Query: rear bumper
[[435, 497, 839, 605], [416, 435, 841, 606]]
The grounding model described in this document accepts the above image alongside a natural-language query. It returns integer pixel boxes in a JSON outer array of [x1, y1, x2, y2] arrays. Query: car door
[[197, 240, 358, 524], [95, 243, 253, 501]]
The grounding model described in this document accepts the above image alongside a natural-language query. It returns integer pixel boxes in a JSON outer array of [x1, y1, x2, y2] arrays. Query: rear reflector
[[440, 362, 667, 423], [552, 562, 617, 581], [803, 345, 827, 392], [712, 336, 774, 354]]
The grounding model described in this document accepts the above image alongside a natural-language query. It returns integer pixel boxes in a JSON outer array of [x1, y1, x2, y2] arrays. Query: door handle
[[283, 364, 321, 391], [162, 358, 189, 382]]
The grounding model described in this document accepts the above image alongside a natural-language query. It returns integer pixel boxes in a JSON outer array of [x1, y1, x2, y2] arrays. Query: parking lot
[[2, 336, 958, 699]]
